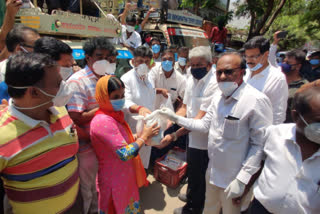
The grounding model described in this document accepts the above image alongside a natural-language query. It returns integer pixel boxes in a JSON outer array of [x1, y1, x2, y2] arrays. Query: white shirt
[[244, 65, 288, 125], [0, 59, 8, 82], [121, 68, 156, 169], [183, 69, 218, 150], [149, 65, 186, 110], [119, 25, 142, 49], [178, 83, 273, 188], [254, 124, 320, 214]]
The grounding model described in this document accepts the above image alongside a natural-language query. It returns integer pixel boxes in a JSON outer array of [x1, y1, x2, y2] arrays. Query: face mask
[[135, 63, 149, 77], [135, 25, 139, 30], [191, 67, 208, 80], [299, 114, 320, 144], [174, 53, 178, 61], [247, 54, 264, 72], [212, 64, 217, 70], [126, 25, 135, 33], [218, 82, 239, 97], [60, 67, 73, 80], [178, 57, 187, 66], [310, 59, 320, 66], [11, 81, 73, 109], [162, 60, 173, 72], [152, 44, 161, 54], [279, 63, 291, 73], [145, 37, 152, 44], [93, 60, 116, 75], [110, 98, 125, 111]]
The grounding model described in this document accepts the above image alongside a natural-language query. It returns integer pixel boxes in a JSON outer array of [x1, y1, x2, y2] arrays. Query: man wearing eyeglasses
[[243, 36, 288, 125], [159, 52, 273, 214]]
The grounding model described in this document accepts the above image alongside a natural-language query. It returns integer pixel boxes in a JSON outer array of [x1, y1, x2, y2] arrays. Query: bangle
[[137, 106, 144, 113], [137, 138, 146, 144], [171, 132, 178, 141]]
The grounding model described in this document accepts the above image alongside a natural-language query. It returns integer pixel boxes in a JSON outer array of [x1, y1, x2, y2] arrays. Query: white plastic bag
[[133, 94, 174, 146]]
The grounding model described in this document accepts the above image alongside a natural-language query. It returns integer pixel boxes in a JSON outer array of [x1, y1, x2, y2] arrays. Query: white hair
[[189, 46, 212, 63]]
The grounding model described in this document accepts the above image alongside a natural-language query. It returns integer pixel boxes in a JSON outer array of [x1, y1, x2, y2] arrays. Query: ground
[[140, 174, 187, 214]]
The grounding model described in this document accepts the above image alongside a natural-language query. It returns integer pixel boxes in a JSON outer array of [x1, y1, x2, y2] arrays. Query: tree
[[235, 0, 287, 40], [181, 0, 219, 15]]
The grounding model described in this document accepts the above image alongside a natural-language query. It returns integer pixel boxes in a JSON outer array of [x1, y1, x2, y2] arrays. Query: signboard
[[167, 28, 207, 39], [72, 49, 133, 60], [167, 9, 203, 27], [216, 0, 229, 11], [16, 8, 121, 38], [73, 49, 85, 60]]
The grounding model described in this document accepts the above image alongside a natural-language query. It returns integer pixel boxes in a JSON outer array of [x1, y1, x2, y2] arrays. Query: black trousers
[[185, 147, 209, 214], [246, 198, 272, 214]]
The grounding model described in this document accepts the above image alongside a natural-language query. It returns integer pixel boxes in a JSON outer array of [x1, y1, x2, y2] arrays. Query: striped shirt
[[0, 101, 79, 214], [67, 66, 99, 152]]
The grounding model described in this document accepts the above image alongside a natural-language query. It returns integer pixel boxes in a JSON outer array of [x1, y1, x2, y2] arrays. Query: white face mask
[[60, 66, 73, 80], [135, 63, 149, 78], [218, 82, 239, 97], [92, 60, 116, 75], [299, 114, 320, 144], [126, 25, 135, 33], [11, 81, 74, 109]]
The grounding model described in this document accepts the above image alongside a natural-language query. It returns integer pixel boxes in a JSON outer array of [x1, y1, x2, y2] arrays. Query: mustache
[[247, 63, 255, 65]]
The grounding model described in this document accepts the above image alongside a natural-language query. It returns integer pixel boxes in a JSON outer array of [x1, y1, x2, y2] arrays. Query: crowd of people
[[0, 1, 320, 214]]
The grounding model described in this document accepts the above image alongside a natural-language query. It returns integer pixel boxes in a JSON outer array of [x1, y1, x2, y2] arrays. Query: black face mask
[[191, 67, 208, 80]]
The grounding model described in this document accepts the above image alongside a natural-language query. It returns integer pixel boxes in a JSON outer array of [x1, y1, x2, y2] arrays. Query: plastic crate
[[153, 147, 187, 189]]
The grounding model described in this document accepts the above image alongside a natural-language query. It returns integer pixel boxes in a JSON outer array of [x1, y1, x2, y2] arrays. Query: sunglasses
[[216, 67, 241, 76]]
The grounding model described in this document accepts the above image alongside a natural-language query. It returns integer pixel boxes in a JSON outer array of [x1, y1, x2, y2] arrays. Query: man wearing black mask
[[169, 46, 219, 214], [283, 50, 309, 123]]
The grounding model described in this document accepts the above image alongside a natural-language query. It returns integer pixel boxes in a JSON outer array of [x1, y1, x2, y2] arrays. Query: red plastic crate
[[153, 147, 187, 189]]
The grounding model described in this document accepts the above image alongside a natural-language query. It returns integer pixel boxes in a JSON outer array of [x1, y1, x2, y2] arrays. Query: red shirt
[[210, 26, 227, 44]]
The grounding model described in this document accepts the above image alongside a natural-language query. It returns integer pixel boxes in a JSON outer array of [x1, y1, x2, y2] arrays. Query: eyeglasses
[[244, 54, 261, 60], [216, 67, 241, 76]]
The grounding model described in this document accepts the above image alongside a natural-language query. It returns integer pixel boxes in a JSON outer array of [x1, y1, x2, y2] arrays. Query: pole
[[80, 0, 83, 15], [33, 0, 38, 8]]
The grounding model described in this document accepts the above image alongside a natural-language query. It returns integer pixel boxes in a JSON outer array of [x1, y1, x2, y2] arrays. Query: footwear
[[178, 193, 187, 203]]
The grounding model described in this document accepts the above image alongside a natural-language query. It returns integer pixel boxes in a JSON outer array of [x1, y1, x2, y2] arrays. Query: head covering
[[95, 75, 148, 188]]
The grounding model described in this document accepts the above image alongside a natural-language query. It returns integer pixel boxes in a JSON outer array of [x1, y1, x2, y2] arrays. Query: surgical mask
[[279, 63, 291, 73], [152, 44, 161, 54], [174, 53, 178, 61], [145, 37, 152, 44], [11, 81, 73, 109], [310, 59, 320, 66], [110, 98, 125, 111], [178, 57, 187, 66], [60, 66, 73, 80], [299, 114, 320, 144], [126, 25, 135, 33], [212, 64, 217, 70], [93, 60, 116, 75], [162, 60, 173, 72], [191, 67, 208, 80], [135, 63, 149, 77], [247, 54, 264, 72], [218, 82, 238, 97]]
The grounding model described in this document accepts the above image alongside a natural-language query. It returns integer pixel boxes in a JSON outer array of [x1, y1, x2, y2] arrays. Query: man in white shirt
[[159, 46, 218, 214], [174, 46, 189, 76], [151, 37, 162, 63], [159, 52, 273, 214], [121, 46, 156, 168], [250, 84, 320, 214], [120, 15, 142, 52], [149, 49, 186, 110], [244, 36, 288, 125]]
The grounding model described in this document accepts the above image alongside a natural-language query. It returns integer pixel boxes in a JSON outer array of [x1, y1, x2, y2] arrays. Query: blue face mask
[[212, 64, 216, 70], [110, 98, 125, 111], [162, 60, 173, 72], [310, 59, 320, 66], [174, 53, 178, 61], [178, 57, 187, 66], [247, 63, 263, 72], [152, 44, 161, 54]]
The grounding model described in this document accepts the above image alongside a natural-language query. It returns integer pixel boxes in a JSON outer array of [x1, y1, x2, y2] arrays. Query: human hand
[[138, 107, 152, 117], [160, 88, 169, 98], [6, 0, 22, 16], [273, 31, 282, 45], [141, 122, 160, 140], [154, 134, 173, 149], [159, 107, 178, 122], [148, 7, 156, 13], [224, 179, 246, 200], [0, 99, 8, 111]]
